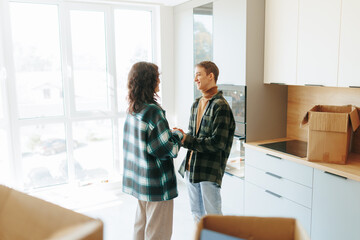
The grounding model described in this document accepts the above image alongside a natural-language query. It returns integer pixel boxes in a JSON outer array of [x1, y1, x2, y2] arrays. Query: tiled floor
[[76, 180, 196, 240]]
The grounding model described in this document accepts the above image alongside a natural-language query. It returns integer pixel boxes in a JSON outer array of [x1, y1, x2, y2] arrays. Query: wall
[[287, 85, 360, 153], [158, 6, 176, 126], [245, 0, 288, 142]]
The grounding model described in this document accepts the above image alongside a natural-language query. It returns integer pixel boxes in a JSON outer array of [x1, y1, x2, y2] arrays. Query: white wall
[[173, 5, 194, 130], [158, 6, 176, 126], [245, 0, 287, 141]]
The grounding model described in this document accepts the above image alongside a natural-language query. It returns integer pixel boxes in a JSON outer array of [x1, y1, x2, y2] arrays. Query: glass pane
[[193, 4, 213, 99], [70, 10, 109, 112], [10, 3, 64, 118], [115, 9, 152, 112], [118, 117, 125, 174], [0, 129, 10, 184], [20, 124, 68, 189], [0, 66, 4, 120], [72, 120, 113, 183], [0, 82, 4, 120]]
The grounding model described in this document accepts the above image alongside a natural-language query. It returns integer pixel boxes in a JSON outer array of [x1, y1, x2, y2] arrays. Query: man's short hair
[[196, 61, 219, 83]]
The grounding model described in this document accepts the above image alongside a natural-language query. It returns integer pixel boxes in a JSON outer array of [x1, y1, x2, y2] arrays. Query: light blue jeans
[[184, 171, 222, 223]]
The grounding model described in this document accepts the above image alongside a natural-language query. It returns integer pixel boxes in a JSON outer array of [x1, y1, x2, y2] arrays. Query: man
[[123, 62, 184, 240], [177, 61, 235, 222]]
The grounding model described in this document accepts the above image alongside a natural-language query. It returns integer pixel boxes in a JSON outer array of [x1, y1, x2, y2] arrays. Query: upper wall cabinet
[[338, 0, 360, 88], [264, 0, 358, 87], [264, 0, 298, 85], [213, 0, 246, 86], [297, 0, 341, 87]]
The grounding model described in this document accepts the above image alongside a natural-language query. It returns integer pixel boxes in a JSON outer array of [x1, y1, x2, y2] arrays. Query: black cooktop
[[259, 140, 307, 158]]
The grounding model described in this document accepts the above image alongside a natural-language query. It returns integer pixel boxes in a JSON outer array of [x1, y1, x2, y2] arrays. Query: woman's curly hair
[[127, 62, 159, 114]]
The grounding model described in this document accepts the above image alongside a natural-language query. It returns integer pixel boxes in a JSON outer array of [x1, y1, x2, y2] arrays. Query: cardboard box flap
[[301, 105, 360, 132], [0, 185, 11, 213], [294, 220, 309, 240], [301, 105, 318, 127], [194, 215, 310, 240], [309, 112, 349, 132], [0, 185, 103, 240], [350, 107, 360, 131], [47, 221, 103, 240]]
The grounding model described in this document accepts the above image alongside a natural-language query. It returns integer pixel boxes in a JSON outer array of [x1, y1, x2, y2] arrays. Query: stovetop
[[258, 140, 307, 158]]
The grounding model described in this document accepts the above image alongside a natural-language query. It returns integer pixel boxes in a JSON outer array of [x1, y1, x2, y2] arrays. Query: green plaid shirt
[[178, 91, 235, 186], [122, 103, 183, 202]]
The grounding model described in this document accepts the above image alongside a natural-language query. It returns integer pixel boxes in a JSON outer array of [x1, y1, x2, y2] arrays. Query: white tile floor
[[76, 180, 196, 240]]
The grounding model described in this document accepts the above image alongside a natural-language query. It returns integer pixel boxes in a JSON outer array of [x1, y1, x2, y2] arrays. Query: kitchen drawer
[[222, 172, 244, 215], [245, 147, 313, 187], [244, 181, 311, 235], [245, 165, 312, 208]]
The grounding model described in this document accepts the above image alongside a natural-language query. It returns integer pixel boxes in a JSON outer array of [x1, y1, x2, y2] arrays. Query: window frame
[[1, 0, 159, 190]]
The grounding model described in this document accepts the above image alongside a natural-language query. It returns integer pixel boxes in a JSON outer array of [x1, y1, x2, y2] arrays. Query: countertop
[[245, 137, 360, 182], [225, 158, 245, 178]]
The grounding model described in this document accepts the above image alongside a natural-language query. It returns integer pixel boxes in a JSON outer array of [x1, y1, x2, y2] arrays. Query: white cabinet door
[[244, 181, 312, 234], [264, 0, 298, 85], [312, 169, 360, 240], [213, 0, 246, 85], [338, 0, 360, 88], [221, 172, 244, 215], [297, 0, 341, 86]]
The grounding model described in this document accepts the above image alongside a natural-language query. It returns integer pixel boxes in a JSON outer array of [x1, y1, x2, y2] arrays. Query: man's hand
[[172, 127, 186, 144]]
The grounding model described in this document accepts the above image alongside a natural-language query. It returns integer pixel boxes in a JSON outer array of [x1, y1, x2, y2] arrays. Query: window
[[114, 9, 153, 113], [10, 2, 64, 119], [72, 120, 113, 184], [193, 3, 213, 98], [70, 10, 110, 112], [20, 124, 68, 189], [2, 1, 156, 190], [0, 12, 10, 185]]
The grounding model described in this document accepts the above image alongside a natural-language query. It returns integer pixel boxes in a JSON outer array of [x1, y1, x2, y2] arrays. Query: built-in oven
[[218, 84, 246, 177]]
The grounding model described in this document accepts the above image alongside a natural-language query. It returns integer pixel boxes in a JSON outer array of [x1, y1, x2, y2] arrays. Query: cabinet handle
[[265, 172, 282, 179], [270, 82, 285, 85], [266, 153, 282, 160], [305, 84, 324, 87], [225, 172, 234, 177], [265, 190, 282, 198], [324, 171, 347, 180], [349, 86, 360, 88]]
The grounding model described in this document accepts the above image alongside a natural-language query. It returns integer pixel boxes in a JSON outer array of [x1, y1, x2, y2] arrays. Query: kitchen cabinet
[[297, 0, 341, 86], [213, 0, 246, 85], [245, 181, 312, 233], [264, 0, 346, 87], [244, 147, 313, 235], [263, 0, 298, 85], [311, 169, 360, 240], [221, 172, 244, 215], [338, 0, 360, 88]]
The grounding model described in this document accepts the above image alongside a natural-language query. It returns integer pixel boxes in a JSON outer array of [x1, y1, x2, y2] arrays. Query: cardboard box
[[0, 185, 103, 240], [301, 105, 360, 164], [194, 215, 310, 240]]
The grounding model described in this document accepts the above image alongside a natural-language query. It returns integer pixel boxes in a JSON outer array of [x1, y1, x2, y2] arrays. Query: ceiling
[[118, 0, 190, 6]]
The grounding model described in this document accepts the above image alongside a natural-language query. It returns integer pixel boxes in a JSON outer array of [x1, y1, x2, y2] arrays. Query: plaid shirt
[[122, 103, 183, 202], [178, 91, 235, 186]]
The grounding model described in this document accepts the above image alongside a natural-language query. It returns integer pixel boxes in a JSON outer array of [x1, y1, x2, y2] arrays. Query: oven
[[218, 84, 246, 177]]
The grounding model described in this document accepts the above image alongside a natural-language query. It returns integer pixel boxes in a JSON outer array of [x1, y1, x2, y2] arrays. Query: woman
[[122, 62, 183, 240]]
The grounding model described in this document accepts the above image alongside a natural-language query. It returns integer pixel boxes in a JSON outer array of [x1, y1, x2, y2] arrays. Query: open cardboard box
[[194, 215, 310, 240], [0, 185, 103, 240], [301, 105, 360, 164]]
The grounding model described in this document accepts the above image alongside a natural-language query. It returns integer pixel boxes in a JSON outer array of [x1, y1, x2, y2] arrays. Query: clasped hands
[[172, 127, 186, 144]]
